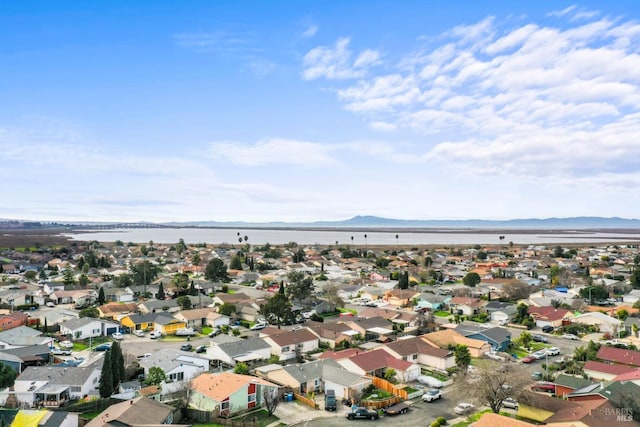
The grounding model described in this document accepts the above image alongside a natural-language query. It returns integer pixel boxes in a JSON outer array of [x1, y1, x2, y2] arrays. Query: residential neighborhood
[[0, 236, 640, 426]]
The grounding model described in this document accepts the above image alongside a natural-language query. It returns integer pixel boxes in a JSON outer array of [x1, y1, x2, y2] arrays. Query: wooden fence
[[362, 396, 400, 410], [185, 408, 257, 427], [369, 376, 408, 400], [293, 392, 319, 409]]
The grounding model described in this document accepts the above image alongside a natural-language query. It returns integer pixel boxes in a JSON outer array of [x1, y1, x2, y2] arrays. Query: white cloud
[[302, 37, 381, 80], [302, 24, 318, 38], [302, 10, 640, 195], [547, 5, 576, 18], [207, 138, 339, 167]]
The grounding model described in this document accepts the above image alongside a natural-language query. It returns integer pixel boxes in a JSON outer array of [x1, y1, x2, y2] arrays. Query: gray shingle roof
[[216, 337, 271, 357], [17, 366, 97, 386], [59, 317, 119, 330]]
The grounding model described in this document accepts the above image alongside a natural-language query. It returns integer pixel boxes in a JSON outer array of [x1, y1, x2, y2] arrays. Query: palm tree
[[350, 236, 354, 246], [364, 234, 367, 247], [395, 234, 399, 247]]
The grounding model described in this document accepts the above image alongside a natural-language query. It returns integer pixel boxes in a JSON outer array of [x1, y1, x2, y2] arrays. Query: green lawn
[[80, 410, 102, 420], [434, 311, 451, 317], [201, 326, 213, 335], [160, 335, 190, 342], [73, 342, 89, 351]]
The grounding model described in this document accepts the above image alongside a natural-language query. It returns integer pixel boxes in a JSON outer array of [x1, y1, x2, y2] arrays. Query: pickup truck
[[346, 407, 379, 420]]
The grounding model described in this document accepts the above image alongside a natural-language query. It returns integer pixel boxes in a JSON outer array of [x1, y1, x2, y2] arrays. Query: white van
[[149, 330, 163, 339]]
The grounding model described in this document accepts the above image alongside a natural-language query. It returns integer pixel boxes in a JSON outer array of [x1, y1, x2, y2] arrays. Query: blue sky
[[2, 1, 640, 223]]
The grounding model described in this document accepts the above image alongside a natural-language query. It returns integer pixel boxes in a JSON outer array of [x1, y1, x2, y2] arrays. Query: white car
[[545, 347, 560, 356], [562, 334, 579, 340], [112, 332, 124, 340], [250, 322, 267, 330], [532, 350, 547, 360], [149, 330, 162, 339], [133, 330, 145, 337], [422, 389, 442, 402], [502, 398, 518, 409], [58, 340, 73, 349], [453, 402, 475, 415]]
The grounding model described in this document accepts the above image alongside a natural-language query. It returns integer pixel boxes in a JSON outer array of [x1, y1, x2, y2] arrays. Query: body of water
[[63, 228, 640, 246]]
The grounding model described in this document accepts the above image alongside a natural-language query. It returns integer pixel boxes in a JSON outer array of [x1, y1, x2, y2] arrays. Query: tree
[[617, 309, 629, 321], [454, 345, 471, 374], [233, 362, 250, 375], [176, 238, 187, 256], [172, 272, 190, 294], [630, 255, 640, 289], [145, 366, 167, 386], [116, 272, 133, 288], [579, 285, 608, 302], [0, 362, 17, 389], [287, 272, 314, 302], [519, 331, 532, 349], [476, 251, 488, 260], [218, 303, 236, 316], [263, 387, 280, 416], [323, 284, 345, 308], [62, 269, 75, 286], [189, 281, 198, 296], [502, 282, 531, 301], [191, 253, 201, 267], [157, 282, 165, 300], [260, 283, 293, 329], [463, 272, 481, 287], [205, 258, 229, 282], [384, 368, 397, 383], [24, 270, 37, 281], [98, 287, 106, 305], [177, 296, 192, 310], [79, 307, 100, 318], [130, 261, 160, 287], [456, 364, 530, 413], [99, 351, 114, 397], [514, 303, 529, 323], [398, 271, 409, 290], [230, 255, 243, 270], [111, 342, 125, 388]]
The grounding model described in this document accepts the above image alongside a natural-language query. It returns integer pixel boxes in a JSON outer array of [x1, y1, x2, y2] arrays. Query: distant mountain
[[162, 216, 640, 229]]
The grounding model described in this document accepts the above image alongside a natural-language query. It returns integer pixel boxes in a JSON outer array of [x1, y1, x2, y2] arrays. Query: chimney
[[130, 400, 133, 405]]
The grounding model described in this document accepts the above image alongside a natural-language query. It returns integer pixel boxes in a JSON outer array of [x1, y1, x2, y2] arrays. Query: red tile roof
[[347, 348, 414, 372], [596, 346, 640, 367], [613, 369, 640, 381], [528, 306, 570, 322], [584, 360, 636, 376]]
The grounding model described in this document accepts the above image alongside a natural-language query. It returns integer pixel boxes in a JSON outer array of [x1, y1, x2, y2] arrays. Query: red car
[[521, 356, 536, 364], [531, 382, 555, 393]]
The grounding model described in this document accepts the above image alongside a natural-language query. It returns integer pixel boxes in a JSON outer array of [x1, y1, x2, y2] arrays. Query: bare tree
[[502, 281, 532, 301], [449, 361, 530, 413], [263, 387, 280, 416]]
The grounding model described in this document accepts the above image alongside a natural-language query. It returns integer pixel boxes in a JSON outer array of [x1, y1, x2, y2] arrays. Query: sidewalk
[[267, 400, 348, 427]]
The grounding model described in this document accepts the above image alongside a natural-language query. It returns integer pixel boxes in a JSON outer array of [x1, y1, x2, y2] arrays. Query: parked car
[[531, 371, 543, 380], [562, 333, 580, 340], [58, 340, 73, 349], [521, 356, 536, 364], [137, 353, 152, 359], [93, 343, 112, 352], [112, 332, 124, 340], [180, 343, 193, 352], [149, 330, 162, 339], [532, 334, 548, 343], [51, 348, 71, 356], [453, 403, 475, 415], [133, 330, 145, 337], [532, 350, 547, 360], [422, 389, 442, 402], [208, 328, 222, 337], [502, 397, 518, 409], [417, 375, 444, 388], [195, 345, 207, 353], [383, 402, 410, 415], [545, 347, 560, 356], [46, 301, 55, 307], [542, 325, 554, 333], [346, 407, 379, 420], [531, 382, 555, 393], [250, 322, 267, 331]]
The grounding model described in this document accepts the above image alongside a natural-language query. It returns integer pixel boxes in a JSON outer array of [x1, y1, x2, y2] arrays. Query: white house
[[59, 318, 120, 340], [207, 337, 272, 367], [138, 349, 209, 394], [572, 312, 621, 335], [0, 326, 54, 350], [0, 366, 100, 407], [381, 336, 455, 372], [206, 312, 231, 328], [262, 329, 319, 362]]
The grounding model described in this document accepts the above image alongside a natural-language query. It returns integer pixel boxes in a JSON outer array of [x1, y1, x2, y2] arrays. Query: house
[[59, 318, 120, 340], [381, 336, 455, 371], [342, 316, 394, 342], [565, 380, 640, 407], [554, 374, 594, 397], [415, 293, 450, 311], [383, 289, 420, 307], [207, 337, 272, 368], [583, 361, 636, 381], [96, 302, 139, 321], [305, 321, 359, 348], [422, 329, 491, 358], [596, 346, 640, 368], [0, 344, 52, 373], [85, 396, 176, 427], [174, 307, 214, 329], [448, 297, 486, 316], [337, 348, 421, 383], [120, 313, 186, 335], [48, 290, 94, 306], [322, 362, 372, 401], [137, 299, 179, 314], [260, 359, 328, 394], [235, 302, 263, 323], [138, 349, 209, 390], [484, 301, 517, 324], [102, 287, 135, 303], [572, 312, 621, 334], [528, 306, 573, 328], [1, 365, 100, 407], [120, 313, 157, 332], [0, 326, 55, 350], [0, 312, 29, 331], [212, 292, 252, 307], [189, 372, 279, 417], [262, 329, 319, 362], [206, 312, 231, 328], [455, 322, 512, 352]]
